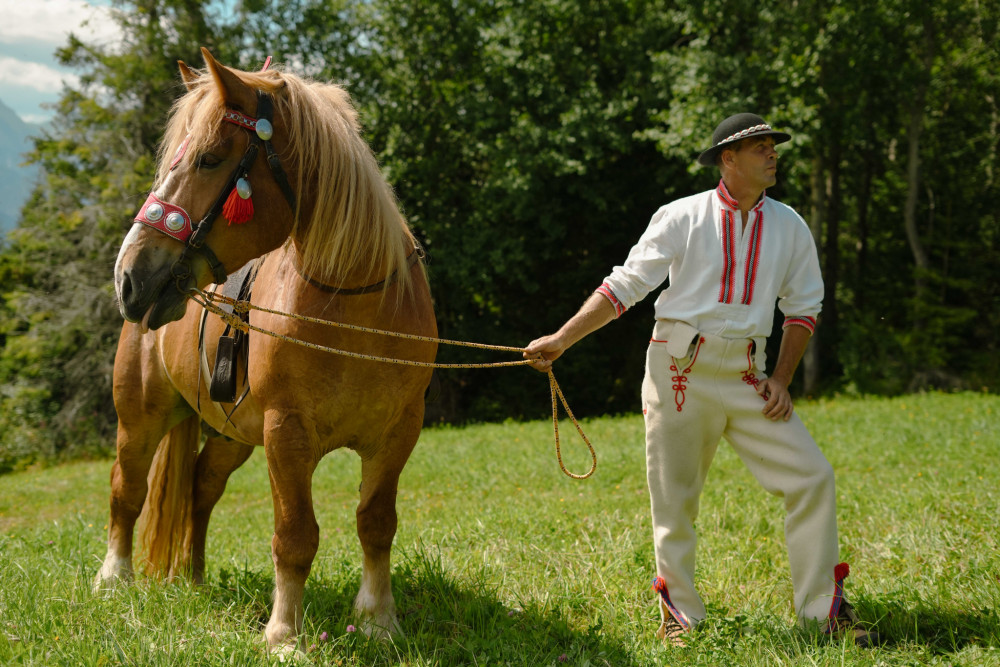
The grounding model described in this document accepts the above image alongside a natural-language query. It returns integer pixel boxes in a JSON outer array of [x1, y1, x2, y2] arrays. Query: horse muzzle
[[115, 223, 194, 331]]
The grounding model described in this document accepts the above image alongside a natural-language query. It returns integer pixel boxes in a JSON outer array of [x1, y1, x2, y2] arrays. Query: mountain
[[0, 99, 43, 234]]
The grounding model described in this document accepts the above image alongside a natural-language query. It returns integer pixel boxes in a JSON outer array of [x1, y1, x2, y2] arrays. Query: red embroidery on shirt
[[783, 316, 817, 334], [718, 209, 736, 303], [596, 283, 625, 317], [741, 205, 764, 304], [670, 337, 705, 412], [717, 180, 767, 306], [716, 179, 739, 209]]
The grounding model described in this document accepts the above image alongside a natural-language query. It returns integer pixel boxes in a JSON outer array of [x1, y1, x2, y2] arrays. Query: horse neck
[[285, 119, 413, 291], [288, 214, 410, 291]]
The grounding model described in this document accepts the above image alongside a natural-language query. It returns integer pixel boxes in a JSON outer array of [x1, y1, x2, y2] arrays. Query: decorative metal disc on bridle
[[165, 212, 187, 232], [235, 177, 252, 199], [255, 118, 273, 141], [145, 202, 164, 222]]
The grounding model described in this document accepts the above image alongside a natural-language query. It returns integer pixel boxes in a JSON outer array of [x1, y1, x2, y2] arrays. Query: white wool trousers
[[642, 320, 841, 627]]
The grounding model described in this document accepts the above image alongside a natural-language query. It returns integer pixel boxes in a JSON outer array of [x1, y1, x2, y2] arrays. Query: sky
[[0, 0, 121, 124]]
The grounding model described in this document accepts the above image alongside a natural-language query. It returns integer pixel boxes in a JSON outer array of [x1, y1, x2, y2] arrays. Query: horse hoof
[[265, 638, 306, 662], [361, 614, 403, 641], [92, 574, 127, 594], [93, 556, 134, 594]]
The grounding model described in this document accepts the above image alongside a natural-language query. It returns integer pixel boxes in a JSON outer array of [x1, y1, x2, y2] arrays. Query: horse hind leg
[[354, 415, 422, 639], [190, 436, 255, 584]]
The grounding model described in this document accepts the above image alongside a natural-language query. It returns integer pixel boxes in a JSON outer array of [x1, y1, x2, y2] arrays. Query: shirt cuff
[[782, 316, 817, 334], [596, 283, 626, 318]]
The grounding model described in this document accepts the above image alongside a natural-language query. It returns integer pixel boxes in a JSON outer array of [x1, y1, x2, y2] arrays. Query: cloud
[[0, 56, 80, 92], [0, 1, 120, 121], [0, 0, 120, 47]]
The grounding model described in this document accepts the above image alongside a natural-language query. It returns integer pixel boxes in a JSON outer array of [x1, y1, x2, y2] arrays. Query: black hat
[[697, 113, 791, 167]]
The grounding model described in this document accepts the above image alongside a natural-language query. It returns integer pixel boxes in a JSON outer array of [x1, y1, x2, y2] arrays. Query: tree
[[341, 0, 692, 421], [0, 0, 247, 471]]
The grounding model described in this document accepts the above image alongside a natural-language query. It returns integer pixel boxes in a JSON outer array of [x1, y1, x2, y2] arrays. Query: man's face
[[726, 136, 778, 191]]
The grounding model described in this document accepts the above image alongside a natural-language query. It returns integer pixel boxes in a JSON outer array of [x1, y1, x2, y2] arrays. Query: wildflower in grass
[[558, 653, 567, 662], [319, 631, 329, 641], [346, 625, 356, 633]]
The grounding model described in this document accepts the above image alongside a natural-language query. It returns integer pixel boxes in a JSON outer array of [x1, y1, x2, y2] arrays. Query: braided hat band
[[697, 113, 791, 166]]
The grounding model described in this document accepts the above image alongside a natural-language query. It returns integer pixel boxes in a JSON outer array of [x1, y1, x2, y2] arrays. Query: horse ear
[[177, 60, 198, 91], [200, 47, 251, 107]]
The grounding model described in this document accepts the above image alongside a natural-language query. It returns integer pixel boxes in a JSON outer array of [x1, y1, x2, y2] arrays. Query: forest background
[[0, 0, 997, 472]]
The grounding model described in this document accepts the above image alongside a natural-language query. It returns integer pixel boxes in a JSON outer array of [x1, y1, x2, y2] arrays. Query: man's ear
[[719, 145, 738, 169]]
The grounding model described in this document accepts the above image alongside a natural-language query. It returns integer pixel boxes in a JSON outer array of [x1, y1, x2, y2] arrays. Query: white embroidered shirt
[[597, 180, 823, 343]]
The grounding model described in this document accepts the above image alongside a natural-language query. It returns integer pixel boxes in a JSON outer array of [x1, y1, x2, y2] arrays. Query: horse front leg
[[94, 423, 164, 590], [96, 323, 185, 591], [262, 411, 319, 651], [354, 411, 421, 639]]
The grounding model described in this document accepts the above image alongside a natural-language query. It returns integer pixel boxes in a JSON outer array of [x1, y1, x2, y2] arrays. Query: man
[[524, 113, 875, 646]]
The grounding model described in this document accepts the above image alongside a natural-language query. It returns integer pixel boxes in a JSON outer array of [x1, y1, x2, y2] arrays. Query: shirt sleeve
[[598, 206, 678, 317], [777, 214, 823, 334]]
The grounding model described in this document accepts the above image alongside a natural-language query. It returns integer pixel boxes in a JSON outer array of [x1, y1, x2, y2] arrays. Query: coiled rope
[[189, 288, 596, 479]]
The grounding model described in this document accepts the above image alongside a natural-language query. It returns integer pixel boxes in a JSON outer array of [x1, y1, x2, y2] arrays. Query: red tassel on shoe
[[834, 562, 850, 582], [652, 576, 669, 593], [223, 185, 254, 225]]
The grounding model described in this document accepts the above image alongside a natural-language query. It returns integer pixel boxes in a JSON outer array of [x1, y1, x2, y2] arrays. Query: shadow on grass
[[210, 547, 644, 665], [870, 598, 1000, 654]]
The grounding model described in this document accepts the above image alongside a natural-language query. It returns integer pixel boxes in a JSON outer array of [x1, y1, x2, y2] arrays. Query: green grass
[[1, 392, 999, 665]]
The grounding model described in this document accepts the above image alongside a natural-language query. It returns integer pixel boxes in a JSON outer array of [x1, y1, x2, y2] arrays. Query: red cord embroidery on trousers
[[826, 562, 850, 631], [742, 341, 760, 390], [670, 337, 706, 412]]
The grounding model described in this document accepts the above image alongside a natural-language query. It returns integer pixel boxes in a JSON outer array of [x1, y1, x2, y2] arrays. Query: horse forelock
[[154, 63, 417, 300]]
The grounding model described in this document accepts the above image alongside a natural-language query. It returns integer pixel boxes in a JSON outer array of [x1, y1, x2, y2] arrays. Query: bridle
[[133, 91, 296, 292]]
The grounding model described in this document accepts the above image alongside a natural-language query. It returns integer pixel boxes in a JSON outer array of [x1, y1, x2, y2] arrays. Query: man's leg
[[642, 336, 727, 627], [720, 345, 841, 625]]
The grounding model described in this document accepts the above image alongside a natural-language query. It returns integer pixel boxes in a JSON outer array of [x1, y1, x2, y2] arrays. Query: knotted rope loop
[[189, 288, 596, 479]]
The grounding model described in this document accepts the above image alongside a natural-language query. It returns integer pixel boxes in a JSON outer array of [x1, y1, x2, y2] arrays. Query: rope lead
[[190, 289, 597, 479]]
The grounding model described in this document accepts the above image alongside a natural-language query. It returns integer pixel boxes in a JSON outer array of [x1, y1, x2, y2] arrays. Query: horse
[[95, 47, 438, 650]]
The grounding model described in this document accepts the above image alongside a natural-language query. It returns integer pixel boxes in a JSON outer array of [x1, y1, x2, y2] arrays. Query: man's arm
[[756, 323, 812, 421], [523, 293, 618, 372]]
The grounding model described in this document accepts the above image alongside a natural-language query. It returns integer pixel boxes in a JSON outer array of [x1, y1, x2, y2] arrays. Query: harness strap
[[167, 91, 289, 290], [197, 257, 263, 415], [171, 132, 261, 289], [255, 94, 297, 211], [296, 246, 423, 295]]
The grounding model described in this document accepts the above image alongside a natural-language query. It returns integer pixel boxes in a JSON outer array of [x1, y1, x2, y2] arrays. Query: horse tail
[[136, 414, 201, 580]]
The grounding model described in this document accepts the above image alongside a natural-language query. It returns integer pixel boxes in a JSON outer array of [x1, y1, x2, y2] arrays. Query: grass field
[[1, 391, 998, 666]]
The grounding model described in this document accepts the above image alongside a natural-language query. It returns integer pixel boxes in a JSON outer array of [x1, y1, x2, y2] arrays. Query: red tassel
[[223, 186, 254, 225], [652, 576, 668, 593], [834, 562, 850, 582]]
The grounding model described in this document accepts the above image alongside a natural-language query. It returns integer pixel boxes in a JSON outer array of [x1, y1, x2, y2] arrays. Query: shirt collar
[[716, 179, 766, 212]]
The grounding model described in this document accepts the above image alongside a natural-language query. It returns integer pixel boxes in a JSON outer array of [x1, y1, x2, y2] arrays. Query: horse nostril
[[119, 272, 134, 306]]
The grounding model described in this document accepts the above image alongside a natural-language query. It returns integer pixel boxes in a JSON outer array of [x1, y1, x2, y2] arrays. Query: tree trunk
[[903, 101, 928, 302], [903, 16, 935, 325], [821, 142, 842, 381], [855, 151, 874, 311], [803, 154, 825, 396]]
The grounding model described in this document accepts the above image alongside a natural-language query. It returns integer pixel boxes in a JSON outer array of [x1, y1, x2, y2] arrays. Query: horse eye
[[196, 153, 223, 169]]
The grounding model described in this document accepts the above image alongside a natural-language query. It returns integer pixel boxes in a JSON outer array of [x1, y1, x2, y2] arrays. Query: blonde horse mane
[[154, 62, 417, 296]]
